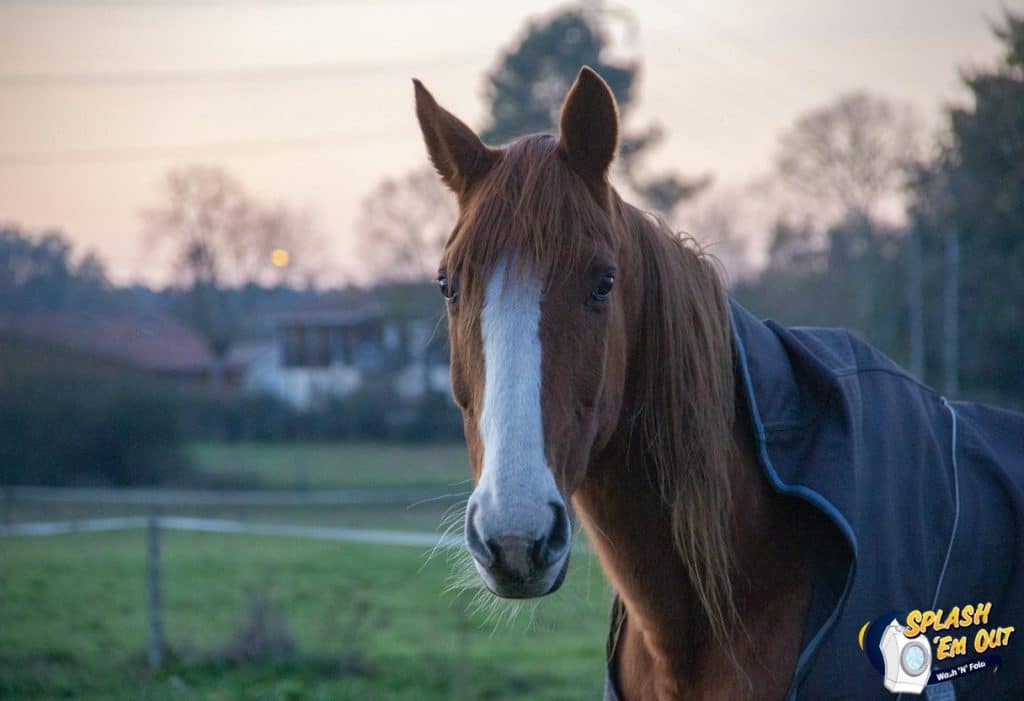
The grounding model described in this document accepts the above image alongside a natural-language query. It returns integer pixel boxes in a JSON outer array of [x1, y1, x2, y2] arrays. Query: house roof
[[273, 303, 384, 328], [0, 313, 214, 374], [272, 282, 445, 328]]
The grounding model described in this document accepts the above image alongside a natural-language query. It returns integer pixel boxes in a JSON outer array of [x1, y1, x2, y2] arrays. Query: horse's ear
[[558, 66, 619, 181], [413, 79, 495, 196]]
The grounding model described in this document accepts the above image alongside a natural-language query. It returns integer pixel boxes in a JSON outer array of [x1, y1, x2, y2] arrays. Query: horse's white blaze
[[476, 258, 559, 534]]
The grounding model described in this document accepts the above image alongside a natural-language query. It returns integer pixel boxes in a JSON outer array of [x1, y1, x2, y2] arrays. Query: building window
[[282, 326, 304, 367], [305, 326, 330, 367], [329, 326, 348, 365], [281, 324, 332, 368]]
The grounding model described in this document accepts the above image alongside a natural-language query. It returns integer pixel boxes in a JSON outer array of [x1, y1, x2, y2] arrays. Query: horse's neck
[[574, 422, 821, 701]]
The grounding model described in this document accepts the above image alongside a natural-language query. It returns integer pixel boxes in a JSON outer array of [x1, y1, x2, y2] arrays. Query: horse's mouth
[[475, 548, 571, 599]]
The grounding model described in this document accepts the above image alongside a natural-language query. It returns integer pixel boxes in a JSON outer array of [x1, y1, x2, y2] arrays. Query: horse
[[413, 67, 1024, 700]]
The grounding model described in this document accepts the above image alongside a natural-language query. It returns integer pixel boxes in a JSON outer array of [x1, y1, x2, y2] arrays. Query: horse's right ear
[[558, 66, 619, 182], [413, 79, 495, 197]]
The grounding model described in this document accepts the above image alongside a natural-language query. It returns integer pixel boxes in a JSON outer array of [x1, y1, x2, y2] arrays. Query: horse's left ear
[[558, 66, 619, 181]]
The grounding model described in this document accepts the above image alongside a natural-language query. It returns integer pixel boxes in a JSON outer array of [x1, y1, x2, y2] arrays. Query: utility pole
[[907, 227, 924, 380], [943, 226, 959, 398]]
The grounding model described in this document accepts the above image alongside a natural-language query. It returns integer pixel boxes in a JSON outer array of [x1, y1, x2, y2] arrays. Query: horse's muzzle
[[465, 499, 572, 598]]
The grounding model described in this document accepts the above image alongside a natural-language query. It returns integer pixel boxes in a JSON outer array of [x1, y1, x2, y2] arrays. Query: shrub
[[175, 387, 464, 444], [0, 337, 188, 486], [222, 587, 297, 664]]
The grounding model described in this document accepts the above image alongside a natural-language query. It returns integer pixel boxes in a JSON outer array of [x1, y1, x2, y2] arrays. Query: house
[[242, 302, 450, 410], [0, 312, 223, 391], [0, 289, 453, 411]]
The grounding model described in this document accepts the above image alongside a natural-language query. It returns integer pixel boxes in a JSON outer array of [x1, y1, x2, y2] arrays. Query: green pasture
[[1, 442, 611, 699], [188, 442, 471, 490], [0, 530, 610, 701], [0, 499, 460, 533]]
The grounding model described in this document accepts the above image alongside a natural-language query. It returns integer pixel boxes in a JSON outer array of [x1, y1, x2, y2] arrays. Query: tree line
[[2, 4, 1021, 486], [735, 12, 1024, 407], [361, 5, 1024, 409]]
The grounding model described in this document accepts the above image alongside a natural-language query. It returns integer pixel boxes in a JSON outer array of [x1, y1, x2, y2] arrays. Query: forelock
[[444, 134, 614, 294]]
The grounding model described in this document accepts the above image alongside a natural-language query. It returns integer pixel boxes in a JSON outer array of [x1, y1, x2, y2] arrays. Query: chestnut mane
[[444, 134, 739, 645]]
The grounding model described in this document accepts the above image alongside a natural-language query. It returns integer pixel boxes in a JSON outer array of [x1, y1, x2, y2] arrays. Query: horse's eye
[[437, 271, 458, 303], [591, 272, 615, 302]]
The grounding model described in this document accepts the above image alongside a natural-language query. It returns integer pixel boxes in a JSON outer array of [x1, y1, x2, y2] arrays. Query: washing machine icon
[[879, 618, 933, 694]]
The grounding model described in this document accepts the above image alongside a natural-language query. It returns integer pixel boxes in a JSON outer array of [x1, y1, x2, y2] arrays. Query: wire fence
[[1, 486, 464, 670], [3, 485, 455, 506]]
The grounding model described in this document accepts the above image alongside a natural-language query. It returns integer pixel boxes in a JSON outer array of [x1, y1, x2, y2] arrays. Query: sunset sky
[[0, 0, 1011, 285]]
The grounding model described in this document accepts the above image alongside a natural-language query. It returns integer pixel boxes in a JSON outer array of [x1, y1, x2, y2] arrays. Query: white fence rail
[[4, 485, 458, 506], [2, 486, 465, 670], [0, 514, 461, 548]]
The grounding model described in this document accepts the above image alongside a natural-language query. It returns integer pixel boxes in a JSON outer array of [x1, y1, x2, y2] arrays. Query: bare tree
[[142, 165, 316, 392], [775, 92, 921, 224], [674, 187, 754, 283], [355, 167, 457, 282]]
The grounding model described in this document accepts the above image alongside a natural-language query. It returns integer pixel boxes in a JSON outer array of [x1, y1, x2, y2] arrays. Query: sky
[[0, 0, 1014, 285]]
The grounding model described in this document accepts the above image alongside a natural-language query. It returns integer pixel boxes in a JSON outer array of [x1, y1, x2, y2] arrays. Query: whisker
[[580, 515, 615, 554], [406, 491, 471, 511], [420, 500, 469, 572]]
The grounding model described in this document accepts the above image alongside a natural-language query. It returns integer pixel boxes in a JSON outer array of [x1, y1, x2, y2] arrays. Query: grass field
[[188, 442, 470, 490], [0, 530, 610, 701], [0, 499, 460, 533], [1, 442, 614, 700]]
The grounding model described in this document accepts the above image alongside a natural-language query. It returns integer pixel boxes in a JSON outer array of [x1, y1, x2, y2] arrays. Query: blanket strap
[[923, 397, 961, 701]]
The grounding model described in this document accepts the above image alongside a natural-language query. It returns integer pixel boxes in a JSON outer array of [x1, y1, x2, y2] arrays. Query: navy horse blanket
[[605, 300, 1024, 700]]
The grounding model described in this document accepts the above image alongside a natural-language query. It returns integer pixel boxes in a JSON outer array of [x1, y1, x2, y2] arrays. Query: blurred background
[[1, 1, 1022, 699]]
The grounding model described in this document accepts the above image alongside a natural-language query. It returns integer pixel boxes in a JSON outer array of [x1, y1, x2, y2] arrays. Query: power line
[[3, 0, 408, 7], [0, 51, 481, 87], [660, 4, 836, 95], [0, 129, 412, 167]]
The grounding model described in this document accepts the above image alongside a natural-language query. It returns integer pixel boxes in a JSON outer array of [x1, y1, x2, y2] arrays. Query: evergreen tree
[[910, 11, 1024, 403], [480, 4, 707, 214]]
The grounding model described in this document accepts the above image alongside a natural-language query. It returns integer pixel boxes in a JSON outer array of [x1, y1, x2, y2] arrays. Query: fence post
[[146, 515, 165, 670]]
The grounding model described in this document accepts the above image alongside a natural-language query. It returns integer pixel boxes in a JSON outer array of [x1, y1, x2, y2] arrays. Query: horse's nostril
[[537, 502, 571, 568], [466, 499, 571, 578], [465, 502, 494, 568]]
